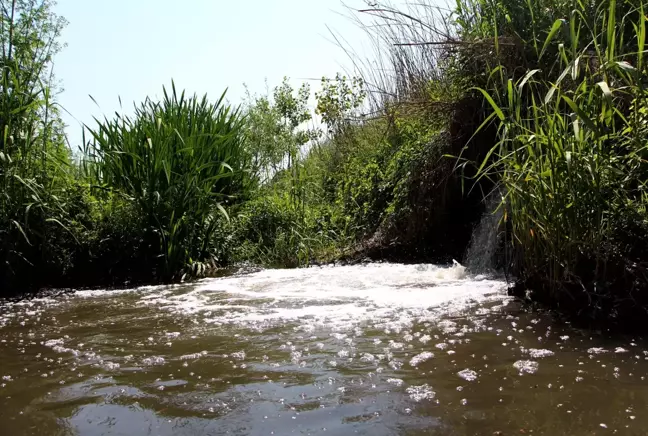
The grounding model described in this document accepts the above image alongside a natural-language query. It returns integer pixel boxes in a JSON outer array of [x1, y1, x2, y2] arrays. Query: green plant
[[84, 83, 248, 282], [0, 0, 74, 293], [472, 0, 648, 318]]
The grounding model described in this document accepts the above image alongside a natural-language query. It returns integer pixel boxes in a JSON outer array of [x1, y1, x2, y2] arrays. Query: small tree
[[315, 73, 366, 135], [243, 77, 320, 185]]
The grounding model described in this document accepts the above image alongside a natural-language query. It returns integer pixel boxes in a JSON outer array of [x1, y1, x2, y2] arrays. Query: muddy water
[[1, 264, 647, 435]]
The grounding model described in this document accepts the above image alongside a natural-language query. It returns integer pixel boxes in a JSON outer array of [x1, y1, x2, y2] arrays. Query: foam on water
[[80, 263, 507, 331], [3, 262, 648, 436]]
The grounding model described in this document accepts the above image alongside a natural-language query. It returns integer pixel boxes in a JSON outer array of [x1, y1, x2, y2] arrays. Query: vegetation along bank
[[1, 0, 647, 326]]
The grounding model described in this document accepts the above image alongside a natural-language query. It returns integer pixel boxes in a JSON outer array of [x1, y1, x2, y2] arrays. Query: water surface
[[1, 263, 646, 435]]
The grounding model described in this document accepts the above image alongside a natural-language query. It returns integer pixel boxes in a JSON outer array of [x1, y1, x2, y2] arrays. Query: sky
[[53, 0, 371, 149]]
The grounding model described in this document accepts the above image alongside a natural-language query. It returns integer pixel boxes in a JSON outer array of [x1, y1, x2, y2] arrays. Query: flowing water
[[1, 263, 647, 435]]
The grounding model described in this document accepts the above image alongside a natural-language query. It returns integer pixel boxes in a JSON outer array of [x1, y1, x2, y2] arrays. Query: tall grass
[[471, 0, 648, 318], [83, 84, 248, 281], [0, 0, 74, 293]]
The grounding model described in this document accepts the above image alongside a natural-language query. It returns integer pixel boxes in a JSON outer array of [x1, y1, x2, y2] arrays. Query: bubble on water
[[513, 360, 539, 374], [337, 350, 349, 358], [588, 347, 608, 354], [458, 369, 478, 381], [43, 338, 64, 347], [435, 342, 448, 350], [142, 356, 165, 366], [525, 349, 555, 359], [290, 351, 302, 364], [460, 398, 468, 405], [180, 351, 207, 360], [406, 384, 435, 402], [231, 350, 246, 360], [165, 332, 180, 338], [387, 378, 404, 387], [409, 352, 434, 367], [104, 362, 120, 371], [615, 347, 629, 354], [419, 335, 431, 344], [360, 353, 375, 363], [388, 360, 403, 371]]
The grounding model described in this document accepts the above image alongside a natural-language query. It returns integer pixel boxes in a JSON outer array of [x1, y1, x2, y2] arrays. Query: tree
[[243, 77, 320, 186], [315, 73, 366, 134], [0, 0, 67, 154]]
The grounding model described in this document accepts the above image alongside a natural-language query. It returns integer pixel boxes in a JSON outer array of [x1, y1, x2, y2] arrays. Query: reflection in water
[[1, 264, 647, 435]]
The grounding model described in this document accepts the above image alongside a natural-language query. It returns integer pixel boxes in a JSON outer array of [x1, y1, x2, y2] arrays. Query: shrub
[[83, 83, 248, 282], [472, 0, 648, 320]]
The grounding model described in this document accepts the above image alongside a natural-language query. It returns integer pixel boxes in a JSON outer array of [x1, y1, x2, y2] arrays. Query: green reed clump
[[84, 84, 249, 282], [470, 0, 648, 318], [0, 0, 83, 293]]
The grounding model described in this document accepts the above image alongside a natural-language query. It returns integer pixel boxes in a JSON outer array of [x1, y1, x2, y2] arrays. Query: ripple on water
[[8, 263, 647, 436]]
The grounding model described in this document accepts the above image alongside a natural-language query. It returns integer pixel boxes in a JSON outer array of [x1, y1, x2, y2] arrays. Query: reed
[[83, 83, 249, 281], [471, 0, 648, 316]]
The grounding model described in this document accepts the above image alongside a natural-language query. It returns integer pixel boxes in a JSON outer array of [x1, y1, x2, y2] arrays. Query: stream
[[1, 263, 647, 435]]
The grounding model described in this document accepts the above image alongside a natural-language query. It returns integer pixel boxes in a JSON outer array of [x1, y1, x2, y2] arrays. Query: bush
[[469, 0, 648, 321], [83, 83, 249, 282]]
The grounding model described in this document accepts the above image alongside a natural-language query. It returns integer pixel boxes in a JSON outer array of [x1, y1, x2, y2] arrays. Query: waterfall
[[464, 190, 504, 274]]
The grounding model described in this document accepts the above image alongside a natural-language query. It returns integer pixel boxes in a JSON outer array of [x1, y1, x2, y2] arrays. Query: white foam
[[117, 264, 507, 331], [406, 384, 436, 402], [142, 356, 165, 366], [457, 369, 478, 381], [588, 347, 608, 355], [525, 349, 555, 359], [513, 360, 539, 374], [409, 352, 435, 367]]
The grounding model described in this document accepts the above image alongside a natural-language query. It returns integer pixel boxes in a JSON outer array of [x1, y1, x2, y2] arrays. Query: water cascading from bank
[[464, 189, 505, 274]]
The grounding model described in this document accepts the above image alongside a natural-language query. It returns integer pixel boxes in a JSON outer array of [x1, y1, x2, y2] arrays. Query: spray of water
[[464, 190, 504, 274]]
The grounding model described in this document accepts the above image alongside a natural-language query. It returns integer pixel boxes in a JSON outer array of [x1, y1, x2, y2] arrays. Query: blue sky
[[53, 0, 368, 148]]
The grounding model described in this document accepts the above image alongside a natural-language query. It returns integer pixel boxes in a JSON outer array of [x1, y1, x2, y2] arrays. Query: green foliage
[[0, 0, 75, 292], [470, 0, 648, 316], [83, 83, 248, 282], [8, 0, 647, 327], [243, 77, 320, 185], [315, 74, 366, 133], [228, 191, 343, 268]]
